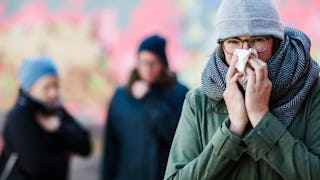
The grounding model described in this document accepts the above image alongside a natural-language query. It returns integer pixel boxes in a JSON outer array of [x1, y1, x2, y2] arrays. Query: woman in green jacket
[[165, 0, 320, 179]]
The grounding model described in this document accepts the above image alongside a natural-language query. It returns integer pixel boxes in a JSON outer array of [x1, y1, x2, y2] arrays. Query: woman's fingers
[[230, 72, 244, 84], [245, 66, 255, 91], [247, 58, 267, 83], [226, 54, 238, 82]]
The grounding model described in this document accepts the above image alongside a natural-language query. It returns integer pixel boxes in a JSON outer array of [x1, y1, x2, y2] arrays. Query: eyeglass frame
[[219, 36, 272, 55]]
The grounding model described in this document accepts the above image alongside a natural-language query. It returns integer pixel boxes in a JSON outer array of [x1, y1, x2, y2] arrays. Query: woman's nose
[[48, 88, 59, 101], [242, 42, 250, 49]]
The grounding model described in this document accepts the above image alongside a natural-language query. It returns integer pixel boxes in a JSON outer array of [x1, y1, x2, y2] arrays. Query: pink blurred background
[[0, 0, 319, 124]]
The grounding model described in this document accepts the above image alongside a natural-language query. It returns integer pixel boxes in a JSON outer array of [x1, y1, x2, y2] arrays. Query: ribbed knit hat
[[215, 0, 284, 42], [18, 55, 58, 91], [138, 35, 168, 67]]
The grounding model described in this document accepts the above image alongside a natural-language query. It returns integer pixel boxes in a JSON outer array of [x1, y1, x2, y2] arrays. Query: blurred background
[[0, 0, 319, 179]]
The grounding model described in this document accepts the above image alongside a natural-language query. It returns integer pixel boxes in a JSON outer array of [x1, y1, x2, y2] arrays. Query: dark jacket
[[0, 90, 91, 180], [102, 81, 188, 180]]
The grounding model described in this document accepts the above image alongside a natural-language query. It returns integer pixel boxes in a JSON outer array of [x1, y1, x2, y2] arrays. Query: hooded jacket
[[102, 80, 188, 180]]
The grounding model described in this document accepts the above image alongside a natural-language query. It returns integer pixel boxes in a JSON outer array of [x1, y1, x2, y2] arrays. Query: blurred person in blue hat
[[0, 55, 91, 180], [165, 0, 320, 179], [101, 34, 188, 180]]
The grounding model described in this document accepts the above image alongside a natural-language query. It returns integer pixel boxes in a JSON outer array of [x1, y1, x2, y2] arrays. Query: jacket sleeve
[[101, 94, 119, 180], [164, 91, 246, 179], [243, 101, 320, 180], [3, 111, 69, 175], [148, 99, 180, 143], [148, 86, 188, 143], [55, 108, 91, 156]]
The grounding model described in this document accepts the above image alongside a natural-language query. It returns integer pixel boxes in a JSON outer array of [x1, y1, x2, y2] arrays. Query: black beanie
[[138, 34, 168, 67]]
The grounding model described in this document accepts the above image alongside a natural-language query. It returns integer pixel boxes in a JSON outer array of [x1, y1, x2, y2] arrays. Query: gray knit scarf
[[201, 27, 320, 127]]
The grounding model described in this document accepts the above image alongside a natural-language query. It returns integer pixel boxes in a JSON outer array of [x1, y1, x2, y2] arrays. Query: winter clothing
[[165, 77, 320, 179], [18, 55, 58, 91], [102, 81, 188, 180], [165, 0, 320, 179], [215, 0, 284, 41], [138, 35, 168, 67], [0, 90, 91, 180], [202, 27, 320, 127]]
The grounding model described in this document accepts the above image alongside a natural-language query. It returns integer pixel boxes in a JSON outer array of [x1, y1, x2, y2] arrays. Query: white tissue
[[234, 48, 258, 73], [233, 48, 258, 89]]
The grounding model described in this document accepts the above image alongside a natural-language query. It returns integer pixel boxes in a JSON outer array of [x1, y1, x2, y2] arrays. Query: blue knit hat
[[215, 0, 284, 42], [138, 34, 168, 67], [18, 55, 58, 91]]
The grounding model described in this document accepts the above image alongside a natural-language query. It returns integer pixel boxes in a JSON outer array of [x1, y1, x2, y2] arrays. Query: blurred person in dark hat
[[0, 55, 91, 180], [101, 34, 188, 180]]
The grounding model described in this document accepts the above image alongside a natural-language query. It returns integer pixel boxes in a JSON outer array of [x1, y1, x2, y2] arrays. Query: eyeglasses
[[220, 36, 271, 55]]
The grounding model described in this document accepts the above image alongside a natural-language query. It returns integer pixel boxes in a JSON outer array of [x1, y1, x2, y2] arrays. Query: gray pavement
[[70, 154, 101, 180]]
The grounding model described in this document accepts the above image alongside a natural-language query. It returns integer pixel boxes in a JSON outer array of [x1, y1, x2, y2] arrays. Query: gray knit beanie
[[215, 0, 284, 42]]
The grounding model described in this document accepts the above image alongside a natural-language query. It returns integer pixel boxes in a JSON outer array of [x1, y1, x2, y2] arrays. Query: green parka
[[165, 78, 320, 180]]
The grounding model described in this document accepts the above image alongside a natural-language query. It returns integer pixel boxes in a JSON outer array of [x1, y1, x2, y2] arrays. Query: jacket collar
[[208, 99, 228, 114]]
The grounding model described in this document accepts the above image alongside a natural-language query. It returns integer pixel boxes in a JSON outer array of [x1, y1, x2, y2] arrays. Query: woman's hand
[[245, 58, 272, 127], [37, 115, 61, 132], [224, 55, 248, 137]]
